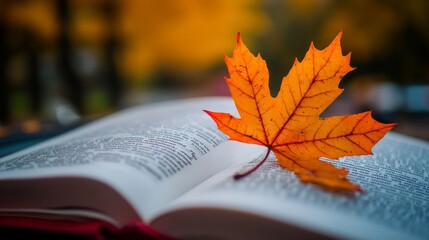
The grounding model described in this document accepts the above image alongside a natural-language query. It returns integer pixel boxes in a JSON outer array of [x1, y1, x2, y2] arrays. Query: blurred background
[[0, 0, 428, 151]]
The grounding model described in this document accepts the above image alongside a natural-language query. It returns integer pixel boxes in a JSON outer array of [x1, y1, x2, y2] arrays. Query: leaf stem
[[234, 148, 271, 180]]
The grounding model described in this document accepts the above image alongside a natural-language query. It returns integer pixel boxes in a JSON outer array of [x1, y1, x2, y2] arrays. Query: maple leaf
[[204, 33, 396, 191]]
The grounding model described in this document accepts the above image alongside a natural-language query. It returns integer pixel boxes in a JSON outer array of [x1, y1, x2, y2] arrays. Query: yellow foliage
[[2, 0, 58, 42], [117, 0, 266, 83], [70, 8, 108, 44]]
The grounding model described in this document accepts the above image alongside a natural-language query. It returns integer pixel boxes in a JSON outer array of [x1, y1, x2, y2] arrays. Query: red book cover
[[0, 217, 172, 240]]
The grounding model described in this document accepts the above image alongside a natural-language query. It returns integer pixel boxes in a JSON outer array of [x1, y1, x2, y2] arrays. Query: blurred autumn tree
[[117, 0, 265, 88], [0, 0, 265, 125]]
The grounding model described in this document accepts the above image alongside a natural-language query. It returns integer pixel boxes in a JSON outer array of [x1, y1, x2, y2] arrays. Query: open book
[[0, 97, 428, 240]]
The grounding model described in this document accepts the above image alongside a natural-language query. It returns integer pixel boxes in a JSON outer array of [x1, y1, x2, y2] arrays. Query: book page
[[152, 132, 429, 240], [0, 97, 260, 223]]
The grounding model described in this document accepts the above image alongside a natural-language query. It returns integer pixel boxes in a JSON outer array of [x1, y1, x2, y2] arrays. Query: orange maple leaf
[[204, 33, 396, 191]]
